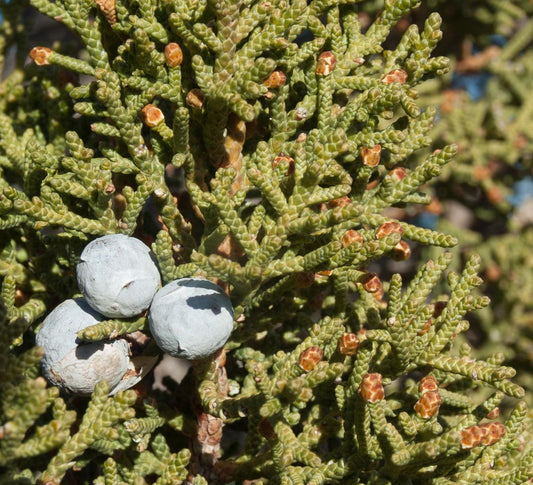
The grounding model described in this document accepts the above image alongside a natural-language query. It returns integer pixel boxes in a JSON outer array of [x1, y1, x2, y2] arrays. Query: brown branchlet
[[419, 303, 447, 336]]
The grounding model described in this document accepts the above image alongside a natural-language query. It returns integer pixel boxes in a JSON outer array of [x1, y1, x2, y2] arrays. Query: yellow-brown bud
[[473, 165, 492, 181], [426, 197, 443, 214], [487, 186, 504, 204], [164, 42, 183, 67], [142, 104, 165, 127], [359, 373, 385, 403], [485, 263, 502, 282], [30, 46, 52, 66]]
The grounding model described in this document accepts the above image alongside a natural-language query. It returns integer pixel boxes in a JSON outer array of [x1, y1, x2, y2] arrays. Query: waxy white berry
[[77, 234, 161, 318], [148, 278, 234, 360], [36, 298, 131, 395]]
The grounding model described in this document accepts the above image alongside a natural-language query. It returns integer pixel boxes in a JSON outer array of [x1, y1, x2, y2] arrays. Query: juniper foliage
[[0, 0, 531, 484]]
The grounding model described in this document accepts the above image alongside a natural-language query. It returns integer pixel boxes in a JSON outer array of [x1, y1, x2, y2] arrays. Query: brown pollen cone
[[341, 229, 363, 248], [95, 0, 117, 25], [316, 51, 337, 76], [338, 332, 359, 356], [186, 89, 205, 109], [299, 346, 323, 371], [418, 375, 439, 394], [381, 69, 408, 84], [375, 221, 403, 239], [392, 240, 411, 261], [328, 196, 351, 208], [389, 167, 407, 181], [359, 373, 385, 403], [414, 391, 441, 418], [272, 153, 295, 175], [142, 104, 165, 127], [263, 70, 286, 88], [361, 273, 382, 294], [30, 46, 52, 66], [361, 145, 381, 167], [165, 42, 183, 67]]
